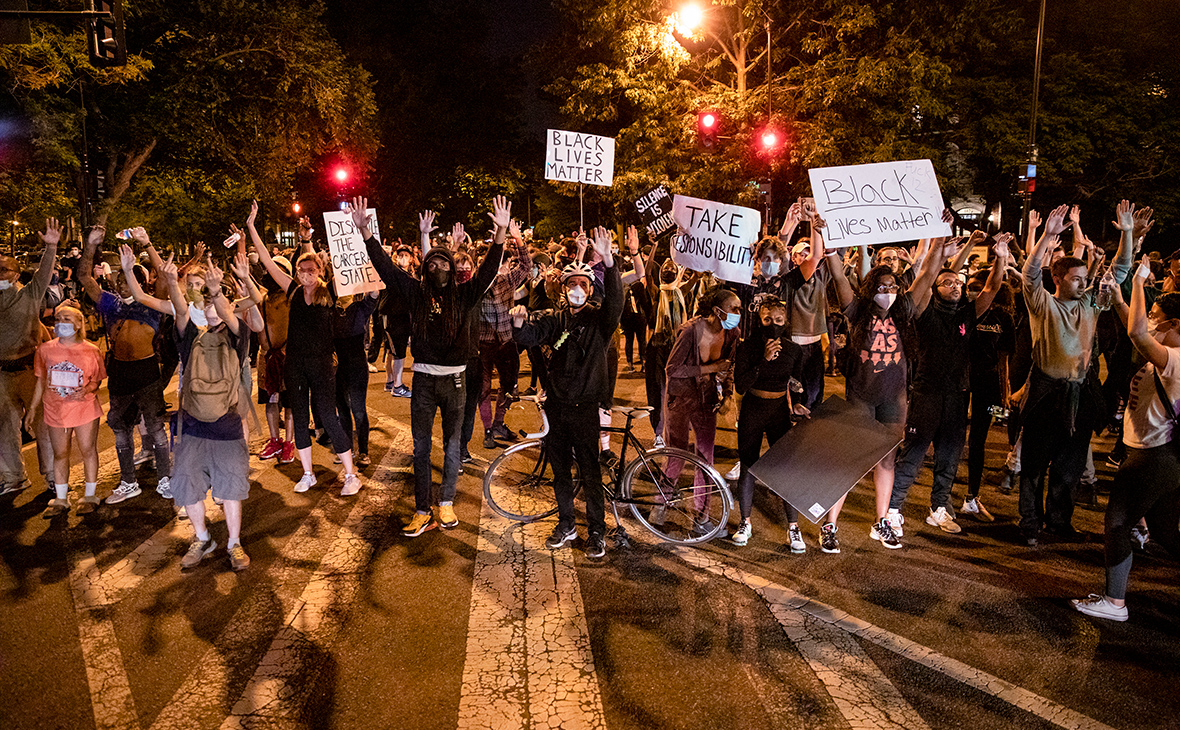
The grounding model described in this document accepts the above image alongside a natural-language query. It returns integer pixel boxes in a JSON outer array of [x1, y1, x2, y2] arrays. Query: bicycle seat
[[611, 405, 653, 419]]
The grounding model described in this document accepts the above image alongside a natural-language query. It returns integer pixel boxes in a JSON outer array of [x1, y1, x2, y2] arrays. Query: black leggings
[[621, 313, 647, 365], [967, 385, 1001, 498], [735, 393, 796, 522], [287, 355, 350, 452], [335, 335, 370, 454], [1104, 444, 1180, 599], [645, 341, 671, 437]]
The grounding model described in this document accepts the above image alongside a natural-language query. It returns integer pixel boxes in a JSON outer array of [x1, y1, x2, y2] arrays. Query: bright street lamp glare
[[678, 4, 703, 33], [762, 132, 778, 148]]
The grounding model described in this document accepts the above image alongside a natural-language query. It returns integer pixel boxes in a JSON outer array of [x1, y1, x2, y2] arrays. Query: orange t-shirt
[[34, 338, 106, 429]]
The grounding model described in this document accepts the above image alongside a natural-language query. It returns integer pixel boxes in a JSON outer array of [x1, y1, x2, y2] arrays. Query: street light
[[676, 3, 703, 35]]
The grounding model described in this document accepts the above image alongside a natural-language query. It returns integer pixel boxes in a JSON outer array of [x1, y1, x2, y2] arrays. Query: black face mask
[[428, 269, 450, 289], [661, 271, 677, 284], [762, 322, 786, 339]]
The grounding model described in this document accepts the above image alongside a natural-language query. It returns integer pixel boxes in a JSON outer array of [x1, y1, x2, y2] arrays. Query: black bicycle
[[482, 395, 733, 545]]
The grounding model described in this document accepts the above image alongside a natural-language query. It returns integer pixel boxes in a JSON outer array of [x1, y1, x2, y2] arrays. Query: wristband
[[1135, 263, 1151, 280]]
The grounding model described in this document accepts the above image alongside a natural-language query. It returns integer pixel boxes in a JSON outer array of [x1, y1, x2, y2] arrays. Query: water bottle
[[1096, 268, 1115, 310], [222, 232, 241, 248], [115, 229, 134, 240]]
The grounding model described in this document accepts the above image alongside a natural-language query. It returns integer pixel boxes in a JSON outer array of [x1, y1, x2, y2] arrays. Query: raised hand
[[1133, 205, 1154, 240], [993, 233, 1012, 260], [488, 195, 512, 230], [626, 224, 639, 254], [451, 221, 466, 247], [1027, 209, 1042, 233], [348, 196, 370, 234], [298, 216, 313, 240], [247, 200, 259, 227], [205, 259, 224, 290], [1113, 199, 1135, 232], [941, 236, 967, 260], [39, 217, 62, 246], [129, 226, 150, 247], [161, 253, 178, 286], [117, 244, 136, 272], [228, 223, 245, 245], [508, 218, 522, 241], [590, 226, 613, 265], [812, 215, 827, 231], [419, 210, 437, 236], [941, 208, 954, 225], [1044, 204, 1070, 236], [230, 251, 251, 280], [86, 225, 105, 248], [780, 202, 804, 235], [1068, 205, 1081, 227], [509, 304, 528, 328], [194, 240, 206, 259]]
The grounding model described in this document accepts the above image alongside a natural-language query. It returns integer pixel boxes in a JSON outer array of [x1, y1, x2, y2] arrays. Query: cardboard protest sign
[[634, 185, 675, 237], [808, 159, 951, 248], [322, 209, 384, 296], [669, 195, 759, 284], [748, 396, 903, 523], [545, 129, 615, 186]]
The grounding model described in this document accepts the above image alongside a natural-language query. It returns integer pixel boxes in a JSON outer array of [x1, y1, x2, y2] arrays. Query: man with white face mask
[[510, 227, 623, 559], [0, 218, 60, 494]]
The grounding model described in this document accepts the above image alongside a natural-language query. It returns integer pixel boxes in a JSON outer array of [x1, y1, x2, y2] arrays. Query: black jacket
[[513, 263, 624, 406]]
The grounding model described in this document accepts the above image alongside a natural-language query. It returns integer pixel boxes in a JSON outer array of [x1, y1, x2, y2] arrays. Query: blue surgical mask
[[719, 311, 740, 330], [55, 322, 76, 338], [763, 261, 780, 278]]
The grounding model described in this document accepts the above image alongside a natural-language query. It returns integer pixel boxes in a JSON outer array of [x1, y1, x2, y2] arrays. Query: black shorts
[[384, 315, 411, 359], [257, 386, 290, 408]]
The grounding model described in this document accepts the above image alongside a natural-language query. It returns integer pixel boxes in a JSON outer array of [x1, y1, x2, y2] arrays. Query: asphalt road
[[0, 362, 1176, 730]]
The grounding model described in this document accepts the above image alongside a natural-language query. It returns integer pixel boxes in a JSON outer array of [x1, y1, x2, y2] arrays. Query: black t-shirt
[[912, 297, 977, 393], [286, 281, 337, 360], [969, 307, 1015, 391], [843, 293, 916, 405]]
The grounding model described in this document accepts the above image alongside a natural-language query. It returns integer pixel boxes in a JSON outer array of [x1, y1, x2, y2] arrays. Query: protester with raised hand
[[477, 217, 531, 450], [0, 217, 59, 495], [249, 200, 361, 498], [354, 194, 509, 536], [28, 304, 105, 515], [511, 225, 623, 559], [162, 255, 253, 571], [1016, 201, 1135, 547]]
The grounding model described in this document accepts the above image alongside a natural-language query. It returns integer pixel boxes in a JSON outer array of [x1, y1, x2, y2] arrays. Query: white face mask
[[0, 280, 12, 291], [122, 295, 136, 305], [874, 292, 897, 310], [567, 287, 587, 308], [188, 302, 208, 327], [55, 322, 76, 338], [763, 261, 780, 278]]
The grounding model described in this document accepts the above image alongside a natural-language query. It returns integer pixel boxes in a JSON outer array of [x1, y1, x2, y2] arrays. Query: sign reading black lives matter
[[634, 185, 675, 237], [670, 194, 760, 284], [322, 208, 384, 297], [808, 159, 951, 248], [545, 129, 615, 186]]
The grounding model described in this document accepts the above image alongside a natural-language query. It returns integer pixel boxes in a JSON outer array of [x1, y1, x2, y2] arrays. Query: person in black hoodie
[[510, 227, 623, 559], [351, 194, 510, 537]]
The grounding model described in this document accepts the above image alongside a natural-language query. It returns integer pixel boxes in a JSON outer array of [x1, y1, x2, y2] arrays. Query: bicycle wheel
[[620, 447, 732, 544], [483, 439, 581, 522]]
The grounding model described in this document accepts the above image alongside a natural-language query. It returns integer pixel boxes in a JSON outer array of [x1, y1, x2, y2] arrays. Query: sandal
[[43, 496, 71, 516], [75, 495, 101, 515]]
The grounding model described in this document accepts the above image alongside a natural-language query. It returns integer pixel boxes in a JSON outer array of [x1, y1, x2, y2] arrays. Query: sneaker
[[730, 520, 752, 546], [460, 448, 474, 464], [491, 423, 515, 442], [133, 448, 154, 466], [545, 525, 577, 549], [402, 512, 437, 537], [156, 477, 173, 500], [998, 469, 1017, 495], [521, 387, 537, 397], [724, 462, 741, 481], [0, 479, 31, 496], [76, 494, 101, 515], [926, 506, 962, 534], [788, 524, 806, 554], [43, 495, 71, 516], [106, 481, 141, 504], [279, 441, 296, 464], [961, 497, 995, 522], [294, 472, 317, 493], [180, 537, 217, 569], [691, 518, 715, 538], [259, 438, 283, 460], [356, 453, 371, 468], [177, 505, 188, 520], [1025, 534, 1039, 548], [384, 381, 395, 393], [340, 473, 361, 497], [653, 434, 665, 449], [870, 518, 903, 548], [483, 429, 497, 449], [585, 532, 606, 559], [886, 508, 904, 537], [1131, 525, 1150, 550], [820, 523, 840, 553], [228, 544, 251, 571], [437, 503, 459, 528], [367, 362, 379, 373], [1071, 594, 1128, 622], [391, 384, 411, 398]]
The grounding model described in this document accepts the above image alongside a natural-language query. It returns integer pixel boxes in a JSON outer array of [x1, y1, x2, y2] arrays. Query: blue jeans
[[411, 370, 465, 513]]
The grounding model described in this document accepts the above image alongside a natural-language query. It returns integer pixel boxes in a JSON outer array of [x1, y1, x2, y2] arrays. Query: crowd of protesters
[[0, 193, 1174, 622]]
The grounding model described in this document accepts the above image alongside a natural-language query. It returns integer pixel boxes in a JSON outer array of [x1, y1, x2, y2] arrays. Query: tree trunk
[[93, 138, 158, 228]]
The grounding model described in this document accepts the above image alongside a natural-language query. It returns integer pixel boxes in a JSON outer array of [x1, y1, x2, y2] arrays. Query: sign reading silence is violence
[[808, 159, 951, 248], [670, 195, 761, 285], [323, 208, 385, 296]]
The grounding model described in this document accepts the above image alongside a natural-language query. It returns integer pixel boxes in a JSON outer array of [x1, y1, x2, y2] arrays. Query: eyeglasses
[[937, 280, 964, 289], [876, 284, 900, 293]]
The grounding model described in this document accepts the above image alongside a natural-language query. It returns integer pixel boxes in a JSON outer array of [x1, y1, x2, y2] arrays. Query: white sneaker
[[926, 506, 962, 534], [1071, 594, 1128, 622], [155, 477, 172, 500], [730, 520, 752, 546], [724, 463, 741, 481], [177, 505, 188, 520], [886, 508, 904, 537], [106, 481, 141, 504], [788, 524, 806, 554], [653, 435, 665, 449], [294, 472, 317, 493], [133, 448, 153, 466], [340, 473, 361, 497], [961, 497, 995, 522]]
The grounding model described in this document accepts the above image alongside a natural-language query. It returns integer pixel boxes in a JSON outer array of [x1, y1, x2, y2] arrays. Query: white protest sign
[[322, 209, 384, 296], [670, 195, 760, 285], [808, 159, 951, 248], [545, 129, 615, 186]]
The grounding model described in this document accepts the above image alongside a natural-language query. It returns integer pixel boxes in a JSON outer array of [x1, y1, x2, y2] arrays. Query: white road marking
[[675, 547, 1120, 730], [457, 482, 606, 730]]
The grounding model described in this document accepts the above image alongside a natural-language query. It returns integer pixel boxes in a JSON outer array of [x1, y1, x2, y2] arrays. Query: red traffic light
[[701, 113, 716, 129], [757, 125, 785, 156], [698, 110, 720, 150], [292, 202, 302, 214], [334, 167, 349, 183]]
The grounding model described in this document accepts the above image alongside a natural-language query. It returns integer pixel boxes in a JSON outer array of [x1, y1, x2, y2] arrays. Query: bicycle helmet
[[561, 262, 595, 283]]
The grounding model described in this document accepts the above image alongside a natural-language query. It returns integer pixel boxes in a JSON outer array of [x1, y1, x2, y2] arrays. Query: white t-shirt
[[1123, 346, 1180, 449]]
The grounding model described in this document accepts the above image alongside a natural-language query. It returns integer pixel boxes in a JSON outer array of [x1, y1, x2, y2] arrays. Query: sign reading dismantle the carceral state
[[545, 129, 615, 186], [323, 208, 385, 297], [809, 159, 951, 248], [670, 194, 759, 285]]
